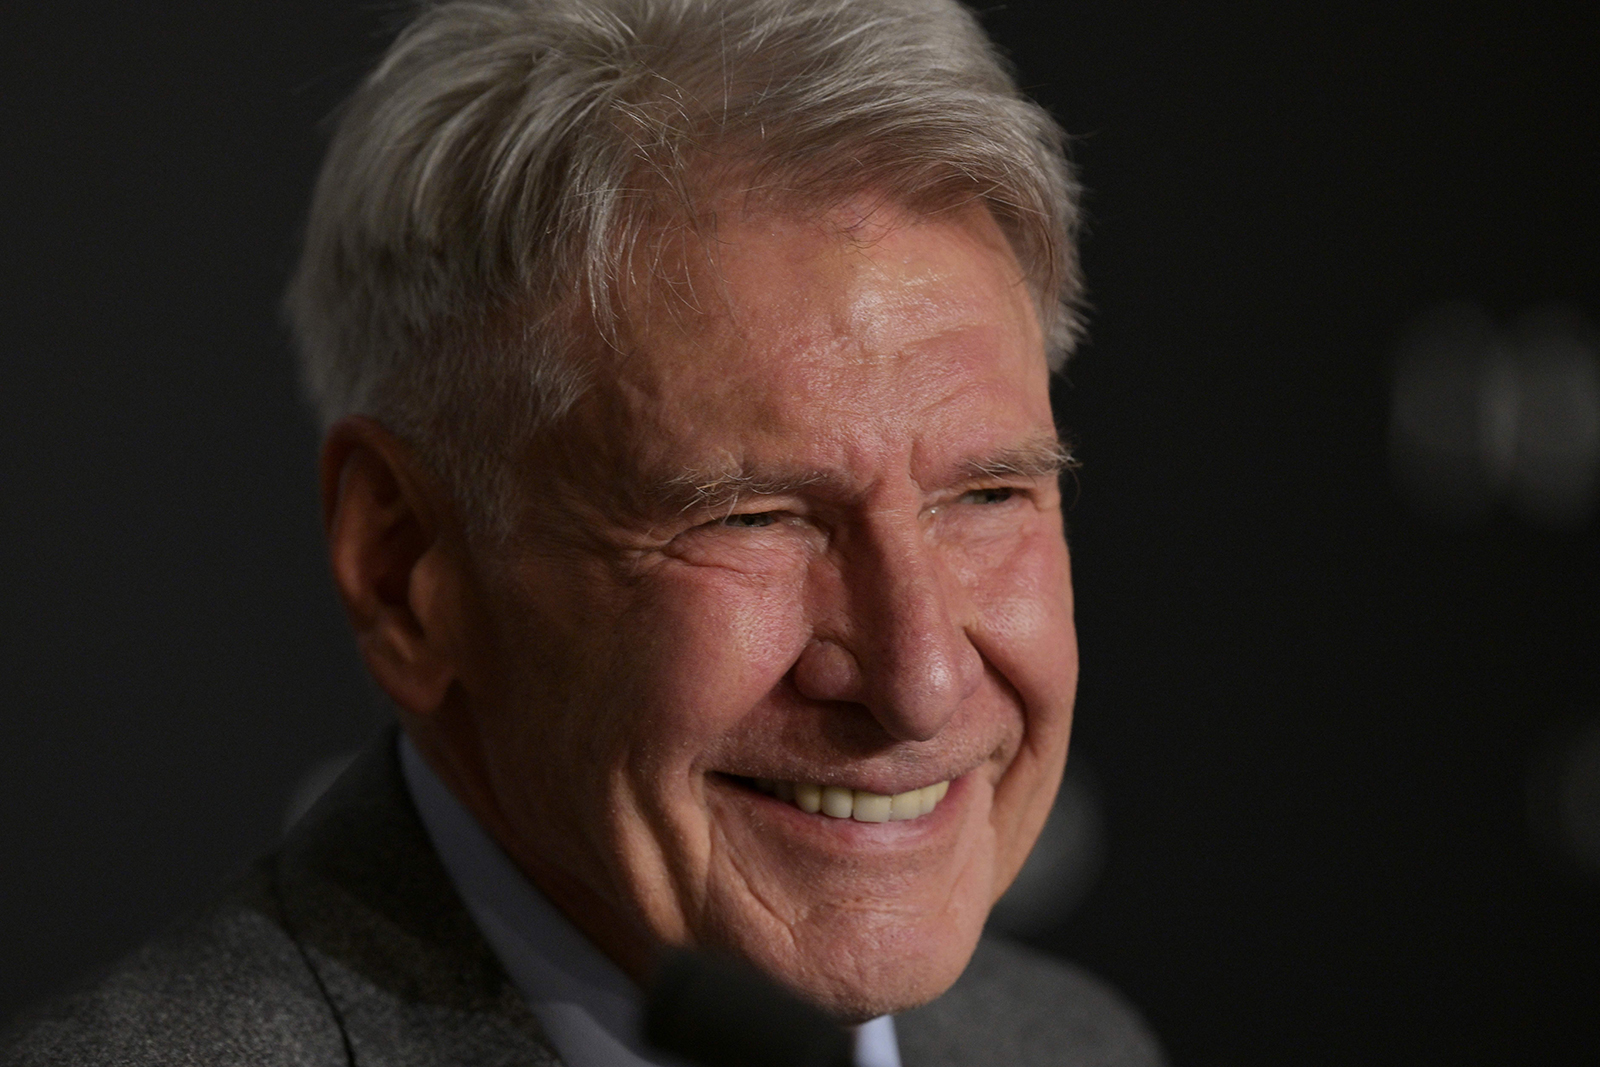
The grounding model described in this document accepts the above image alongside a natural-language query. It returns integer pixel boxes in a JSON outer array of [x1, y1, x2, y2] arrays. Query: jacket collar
[[266, 725, 560, 1066]]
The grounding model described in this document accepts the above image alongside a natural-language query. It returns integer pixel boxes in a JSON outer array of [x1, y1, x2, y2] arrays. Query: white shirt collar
[[398, 733, 900, 1067]]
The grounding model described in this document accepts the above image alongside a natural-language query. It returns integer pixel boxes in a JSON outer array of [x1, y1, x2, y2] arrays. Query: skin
[[323, 199, 1078, 1022]]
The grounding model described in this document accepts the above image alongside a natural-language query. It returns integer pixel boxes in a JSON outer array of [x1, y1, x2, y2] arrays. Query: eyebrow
[[649, 467, 837, 515], [959, 436, 1078, 481], [645, 434, 1076, 516]]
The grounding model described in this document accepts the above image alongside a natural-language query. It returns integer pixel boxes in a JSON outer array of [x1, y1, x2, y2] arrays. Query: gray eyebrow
[[959, 436, 1078, 481], [647, 435, 1076, 516], [650, 467, 835, 515]]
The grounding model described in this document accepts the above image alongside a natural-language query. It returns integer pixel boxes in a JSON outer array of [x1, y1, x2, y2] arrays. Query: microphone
[[644, 949, 855, 1067]]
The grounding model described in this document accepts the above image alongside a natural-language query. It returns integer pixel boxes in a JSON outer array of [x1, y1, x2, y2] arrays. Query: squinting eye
[[721, 511, 777, 528], [963, 487, 1015, 505]]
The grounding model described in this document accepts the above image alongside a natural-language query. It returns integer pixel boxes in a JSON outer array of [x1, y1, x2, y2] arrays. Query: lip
[[709, 756, 986, 798], [717, 770, 959, 797], [707, 771, 970, 846]]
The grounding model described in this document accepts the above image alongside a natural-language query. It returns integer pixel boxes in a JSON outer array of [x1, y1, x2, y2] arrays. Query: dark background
[[3, 2, 1596, 1064]]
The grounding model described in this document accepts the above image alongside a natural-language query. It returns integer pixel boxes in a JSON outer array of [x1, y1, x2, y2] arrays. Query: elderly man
[[3, 1, 1164, 1065]]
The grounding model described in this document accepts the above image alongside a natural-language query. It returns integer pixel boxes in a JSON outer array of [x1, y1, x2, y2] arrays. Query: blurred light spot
[[282, 750, 358, 833], [987, 758, 1105, 934], [1507, 307, 1600, 527], [1531, 719, 1600, 881], [1390, 302, 1600, 527]]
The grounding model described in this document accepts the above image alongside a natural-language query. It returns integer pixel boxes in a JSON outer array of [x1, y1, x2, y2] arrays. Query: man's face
[[447, 202, 1077, 1019]]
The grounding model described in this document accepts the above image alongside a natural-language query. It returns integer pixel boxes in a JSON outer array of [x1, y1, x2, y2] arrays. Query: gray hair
[[285, 0, 1083, 532]]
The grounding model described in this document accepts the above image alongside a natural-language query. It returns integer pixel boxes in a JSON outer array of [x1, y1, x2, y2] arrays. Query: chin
[[711, 889, 994, 1024], [799, 930, 984, 1024]]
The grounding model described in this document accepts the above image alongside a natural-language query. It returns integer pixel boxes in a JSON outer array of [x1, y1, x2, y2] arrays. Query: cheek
[[964, 529, 1077, 701], [613, 565, 813, 776], [486, 562, 815, 922], [964, 532, 1077, 877]]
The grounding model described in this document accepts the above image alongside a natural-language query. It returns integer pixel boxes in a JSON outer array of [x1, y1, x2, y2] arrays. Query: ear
[[320, 416, 471, 719]]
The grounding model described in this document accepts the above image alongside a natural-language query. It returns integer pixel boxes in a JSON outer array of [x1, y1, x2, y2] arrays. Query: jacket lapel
[[267, 728, 563, 1067]]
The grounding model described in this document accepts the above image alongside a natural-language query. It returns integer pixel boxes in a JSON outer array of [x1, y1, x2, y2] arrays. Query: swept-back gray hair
[[285, 0, 1083, 531]]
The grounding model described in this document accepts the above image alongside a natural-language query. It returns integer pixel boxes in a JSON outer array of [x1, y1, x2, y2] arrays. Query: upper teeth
[[752, 778, 951, 822]]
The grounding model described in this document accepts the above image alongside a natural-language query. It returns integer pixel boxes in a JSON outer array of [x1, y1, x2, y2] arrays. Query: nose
[[791, 523, 983, 742]]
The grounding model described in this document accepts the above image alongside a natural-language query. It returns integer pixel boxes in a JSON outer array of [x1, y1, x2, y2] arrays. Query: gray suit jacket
[[1, 737, 1166, 1067]]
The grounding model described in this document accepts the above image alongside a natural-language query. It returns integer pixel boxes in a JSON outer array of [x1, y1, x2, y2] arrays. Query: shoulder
[[1, 734, 552, 1067], [0, 875, 348, 1067], [894, 938, 1168, 1067]]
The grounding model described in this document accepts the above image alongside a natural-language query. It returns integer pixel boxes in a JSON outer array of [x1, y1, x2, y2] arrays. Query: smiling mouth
[[738, 776, 952, 823]]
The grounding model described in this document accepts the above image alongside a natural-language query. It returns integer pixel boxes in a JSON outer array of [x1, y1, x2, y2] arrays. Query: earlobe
[[321, 416, 466, 718]]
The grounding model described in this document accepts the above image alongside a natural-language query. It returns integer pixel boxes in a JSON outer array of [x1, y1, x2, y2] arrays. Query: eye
[[961, 487, 1015, 505], [720, 511, 778, 528]]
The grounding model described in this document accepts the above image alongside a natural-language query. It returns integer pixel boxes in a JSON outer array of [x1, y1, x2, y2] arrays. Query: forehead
[[586, 202, 1053, 492]]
